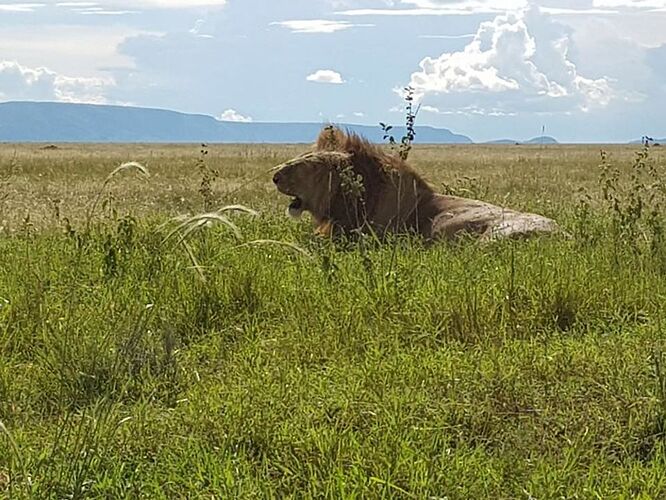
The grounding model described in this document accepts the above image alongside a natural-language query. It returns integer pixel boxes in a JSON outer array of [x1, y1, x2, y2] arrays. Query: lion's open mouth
[[287, 197, 304, 218]]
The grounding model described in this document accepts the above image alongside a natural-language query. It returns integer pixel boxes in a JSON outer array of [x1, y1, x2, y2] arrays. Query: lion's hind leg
[[483, 214, 561, 240]]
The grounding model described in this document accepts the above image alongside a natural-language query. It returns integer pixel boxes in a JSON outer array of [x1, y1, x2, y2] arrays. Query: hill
[[0, 101, 472, 144], [524, 135, 559, 145], [485, 136, 559, 145]]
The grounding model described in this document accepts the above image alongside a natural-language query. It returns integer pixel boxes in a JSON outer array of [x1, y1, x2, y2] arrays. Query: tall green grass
[[0, 143, 665, 498]]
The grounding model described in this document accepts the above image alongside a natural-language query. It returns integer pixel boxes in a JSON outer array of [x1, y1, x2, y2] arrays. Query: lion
[[272, 126, 560, 240]]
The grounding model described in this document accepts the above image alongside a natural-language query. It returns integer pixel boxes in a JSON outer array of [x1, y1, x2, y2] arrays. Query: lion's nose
[[272, 170, 282, 185]]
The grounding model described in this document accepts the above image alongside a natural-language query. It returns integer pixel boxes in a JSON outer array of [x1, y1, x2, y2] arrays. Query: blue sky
[[0, 0, 665, 142]]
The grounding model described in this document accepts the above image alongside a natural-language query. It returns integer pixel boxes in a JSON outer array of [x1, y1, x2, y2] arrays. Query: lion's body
[[273, 126, 560, 241], [428, 194, 560, 240]]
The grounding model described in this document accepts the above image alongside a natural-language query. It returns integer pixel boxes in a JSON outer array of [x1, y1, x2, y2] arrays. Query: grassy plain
[[1, 142, 666, 498]]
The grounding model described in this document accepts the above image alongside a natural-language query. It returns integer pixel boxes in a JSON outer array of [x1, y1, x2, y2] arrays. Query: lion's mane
[[312, 126, 436, 236]]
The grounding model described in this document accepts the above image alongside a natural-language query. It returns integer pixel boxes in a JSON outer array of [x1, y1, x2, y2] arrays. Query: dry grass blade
[[105, 162, 150, 182], [161, 205, 258, 281], [181, 239, 207, 282], [158, 205, 257, 236], [163, 212, 242, 243], [216, 205, 259, 216], [162, 205, 257, 243], [86, 161, 151, 230]]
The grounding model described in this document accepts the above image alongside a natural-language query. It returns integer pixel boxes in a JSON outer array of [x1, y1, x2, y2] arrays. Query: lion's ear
[[316, 126, 347, 151]]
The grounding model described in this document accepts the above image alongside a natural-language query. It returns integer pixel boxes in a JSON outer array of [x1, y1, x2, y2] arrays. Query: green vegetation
[[1, 142, 665, 498]]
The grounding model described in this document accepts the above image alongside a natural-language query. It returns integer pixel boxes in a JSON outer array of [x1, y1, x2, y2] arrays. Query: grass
[[1, 142, 666, 498]]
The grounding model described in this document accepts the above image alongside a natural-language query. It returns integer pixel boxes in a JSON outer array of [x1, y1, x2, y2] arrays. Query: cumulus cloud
[[219, 109, 253, 122], [0, 60, 113, 103], [406, 8, 614, 114], [271, 19, 373, 34], [306, 69, 345, 84]]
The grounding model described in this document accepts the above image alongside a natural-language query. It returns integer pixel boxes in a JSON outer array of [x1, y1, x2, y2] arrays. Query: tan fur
[[273, 126, 560, 240]]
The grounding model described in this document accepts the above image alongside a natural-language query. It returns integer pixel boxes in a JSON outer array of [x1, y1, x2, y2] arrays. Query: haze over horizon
[[0, 0, 665, 143]]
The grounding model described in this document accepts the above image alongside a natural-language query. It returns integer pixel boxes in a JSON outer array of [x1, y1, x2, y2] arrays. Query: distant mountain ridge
[[0, 101, 472, 144], [485, 136, 559, 145]]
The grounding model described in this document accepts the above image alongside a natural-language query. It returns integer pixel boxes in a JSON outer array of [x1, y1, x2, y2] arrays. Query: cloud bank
[[0, 60, 113, 103], [406, 8, 614, 114]]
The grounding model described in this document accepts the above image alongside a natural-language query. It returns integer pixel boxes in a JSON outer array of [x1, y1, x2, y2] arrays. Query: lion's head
[[273, 126, 436, 236], [272, 150, 356, 222]]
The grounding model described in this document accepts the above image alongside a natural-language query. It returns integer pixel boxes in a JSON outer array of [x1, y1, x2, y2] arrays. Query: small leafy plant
[[338, 161, 365, 201], [598, 140, 665, 254], [197, 143, 219, 211], [380, 86, 420, 161]]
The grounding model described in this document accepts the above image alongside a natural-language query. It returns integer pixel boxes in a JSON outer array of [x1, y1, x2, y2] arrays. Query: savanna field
[[1, 142, 666, 498]]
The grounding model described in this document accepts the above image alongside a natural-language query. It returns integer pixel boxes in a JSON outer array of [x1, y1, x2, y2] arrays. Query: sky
[[0, 0, 665, 142]]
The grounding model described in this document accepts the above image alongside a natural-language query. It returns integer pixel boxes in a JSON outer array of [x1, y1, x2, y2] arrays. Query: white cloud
[[54, 74, 114, 102], [0, 3, 45, 11], [0, 60, 113, 103], [540, 7, 619, 14], [52, 0, 226, 9], [594, 0, 666, 7], [0, 25, 153, 78], [219, 109, 253, 122], [403, 0, 525, 8], [189, 19, 214, 38], [0, 0, 227, 12], [338, 0, 625, 16], [75, 7, 139, 14], [406, 9, 614, 114], [339, 0, 528, 16], [353, 111, 365, 117], [306, 69, 345, 84], [134, 0, 225, 6], [271, 20, 373, 34], [339, 7, 495, 15], [419, 103, 517, 116]]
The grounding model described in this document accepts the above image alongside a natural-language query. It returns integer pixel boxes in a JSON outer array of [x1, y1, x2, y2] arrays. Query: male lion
[[272, 126, 560, 240]]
